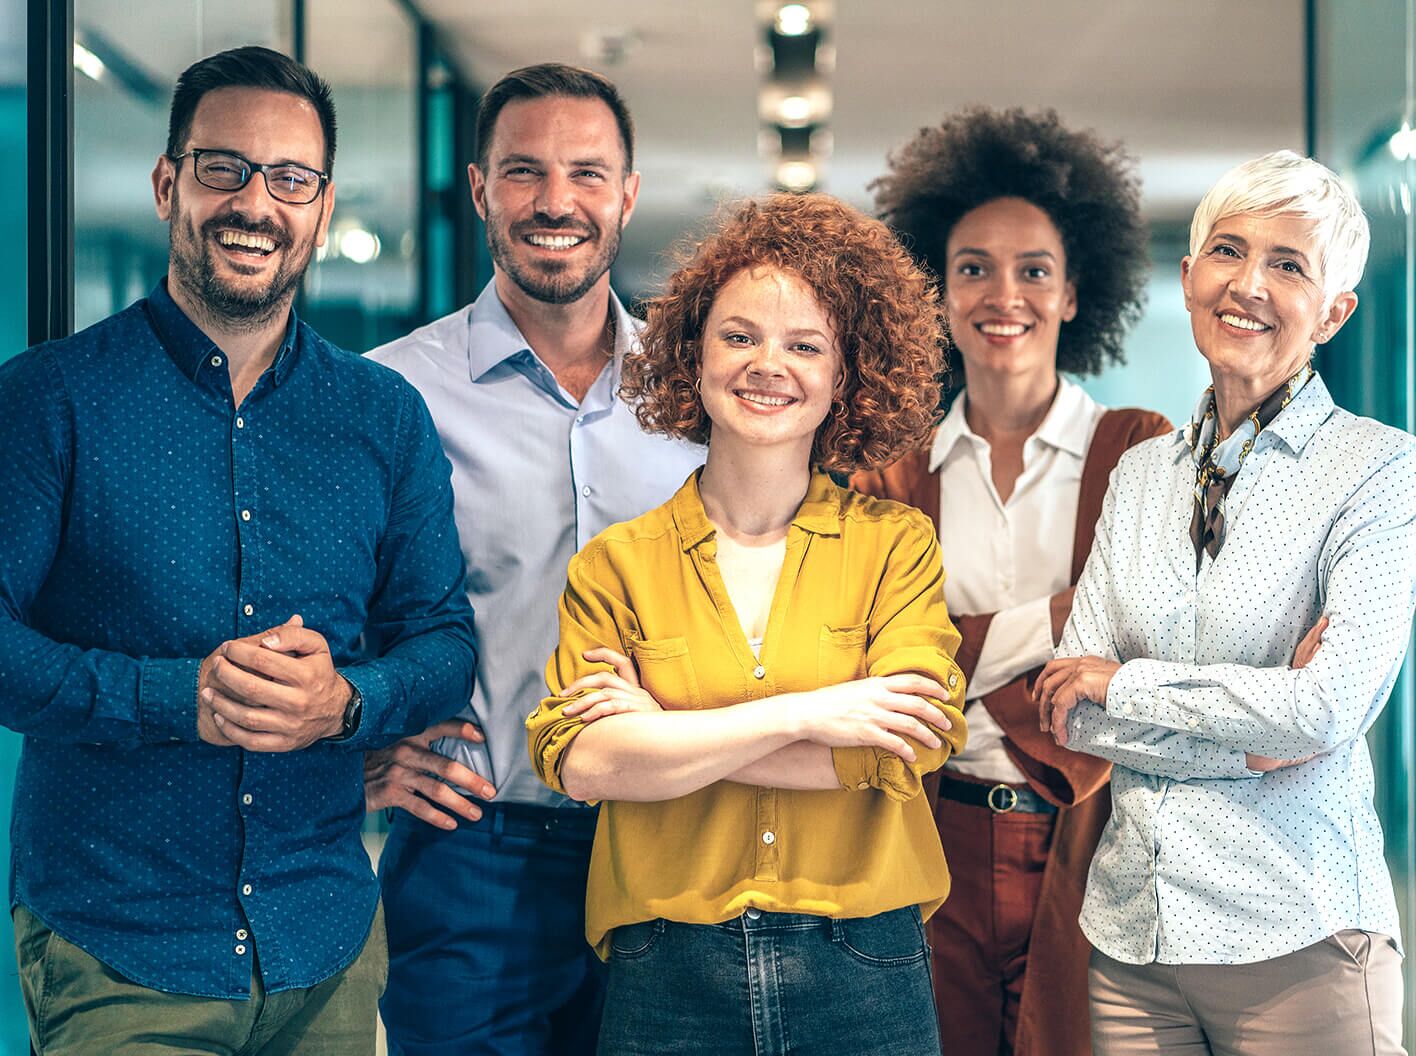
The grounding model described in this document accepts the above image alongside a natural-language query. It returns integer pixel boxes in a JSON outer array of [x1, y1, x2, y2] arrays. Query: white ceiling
[[416, 0, 1305, 288]]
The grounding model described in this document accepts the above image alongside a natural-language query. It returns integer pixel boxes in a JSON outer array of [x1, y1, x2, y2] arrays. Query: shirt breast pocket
[[627, 636, 706, 710], [818, 623, 869, 686]]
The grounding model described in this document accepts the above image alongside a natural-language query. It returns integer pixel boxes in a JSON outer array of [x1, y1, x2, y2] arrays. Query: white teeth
[[1220, 313, 1269, 331], [526, 234, 586, 249], [979, 322, 1027, 336], [738, 391, 794, 407], [218, 231, 276, 252]]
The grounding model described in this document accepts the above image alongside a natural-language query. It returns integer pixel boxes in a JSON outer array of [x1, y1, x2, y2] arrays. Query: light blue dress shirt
[[1060, 372, 1416, 964], [368, 282, 704, 806]]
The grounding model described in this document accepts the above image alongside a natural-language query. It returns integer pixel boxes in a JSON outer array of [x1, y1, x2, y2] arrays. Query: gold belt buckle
[[987, 784, 1019, 813]]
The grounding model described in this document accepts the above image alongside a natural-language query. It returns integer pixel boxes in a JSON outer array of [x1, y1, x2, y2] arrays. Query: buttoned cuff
[[323, 663, 386, 750], [830, 746, 919, 801], [969, 596, 1054, 698], [1104, 659, 1163, 723], [138, 658, 202, 743]]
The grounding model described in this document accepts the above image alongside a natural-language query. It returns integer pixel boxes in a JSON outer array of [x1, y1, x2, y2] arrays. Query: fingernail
[[200, 688, 212, 702], [214, 713, 225, 725], [263, 635, 279, 647]]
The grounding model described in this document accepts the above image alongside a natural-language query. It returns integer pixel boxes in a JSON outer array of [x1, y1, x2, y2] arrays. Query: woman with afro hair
[[854, 108, 1170, 1056], [528, 193, 969, 1054]]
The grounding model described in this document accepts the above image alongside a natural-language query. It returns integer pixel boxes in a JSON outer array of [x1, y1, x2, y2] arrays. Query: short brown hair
[[622, 194, 944, 472], [476, 63, 634, 172]]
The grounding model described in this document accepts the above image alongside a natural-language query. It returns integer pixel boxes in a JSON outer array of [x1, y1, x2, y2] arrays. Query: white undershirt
[[934, 378, 1106, 783]]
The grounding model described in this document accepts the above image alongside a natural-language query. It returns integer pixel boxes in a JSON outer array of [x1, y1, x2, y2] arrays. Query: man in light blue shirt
[[1037, 152, 1410, 1054], [364, 64, 702, 1056]]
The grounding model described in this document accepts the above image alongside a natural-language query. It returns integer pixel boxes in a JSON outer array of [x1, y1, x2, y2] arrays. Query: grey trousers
[[1089, 931, 1403, 1056]]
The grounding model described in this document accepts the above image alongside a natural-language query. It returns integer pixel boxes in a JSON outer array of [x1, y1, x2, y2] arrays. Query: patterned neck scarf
[[1187, 363, 1314, 565]]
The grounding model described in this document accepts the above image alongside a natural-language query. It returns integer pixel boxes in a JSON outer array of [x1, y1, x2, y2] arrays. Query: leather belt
[[935, 772, 1058, 815]]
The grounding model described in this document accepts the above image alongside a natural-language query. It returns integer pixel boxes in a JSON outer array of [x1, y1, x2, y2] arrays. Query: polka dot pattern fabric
[[0, 280, 476, 998], [1059, 373, 1416, 965]]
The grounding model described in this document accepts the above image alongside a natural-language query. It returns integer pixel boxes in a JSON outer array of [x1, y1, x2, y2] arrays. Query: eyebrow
[[1210, 232, 1313, 267], [950, 246, 1058, 261], [717, 315, 832, 341], [497, 153, 614, 170], [205, 147, 321, 170]]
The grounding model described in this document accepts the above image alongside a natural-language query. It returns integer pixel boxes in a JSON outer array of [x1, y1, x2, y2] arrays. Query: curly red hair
[[621, 193, 945, 472]]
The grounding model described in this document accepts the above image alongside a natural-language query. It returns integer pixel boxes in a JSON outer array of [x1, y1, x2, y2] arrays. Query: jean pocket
[[1326, 928, 1373, 968], [831, 907, 928, 968], [610, 919, 665, 961]]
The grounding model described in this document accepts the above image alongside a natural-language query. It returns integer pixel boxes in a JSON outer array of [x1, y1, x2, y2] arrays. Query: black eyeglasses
[[170, 148, 329, 205]]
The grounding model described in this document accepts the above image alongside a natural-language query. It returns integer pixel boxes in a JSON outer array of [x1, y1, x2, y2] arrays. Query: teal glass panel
[[1313, 0, 1416, 1040]]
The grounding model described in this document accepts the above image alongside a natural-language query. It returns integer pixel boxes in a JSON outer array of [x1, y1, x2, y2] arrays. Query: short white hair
[[1188, 149, 1370, 302]]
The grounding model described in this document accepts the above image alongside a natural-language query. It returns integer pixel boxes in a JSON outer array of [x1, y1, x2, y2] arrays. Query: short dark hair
[[873, 107, 1148, 377], [475, 63, 635, 172], [167, 46, 337, 175]]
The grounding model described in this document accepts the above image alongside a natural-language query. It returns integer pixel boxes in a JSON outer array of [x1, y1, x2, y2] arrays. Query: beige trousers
[[1089, 931, 1403, 1056]]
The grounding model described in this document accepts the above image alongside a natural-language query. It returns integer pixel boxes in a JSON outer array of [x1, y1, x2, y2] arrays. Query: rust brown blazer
[[853, 405, 1171, 1056]]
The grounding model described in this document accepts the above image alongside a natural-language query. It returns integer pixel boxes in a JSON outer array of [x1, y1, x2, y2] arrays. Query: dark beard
[[486, 210, 622, 305], [168, 186, 313, 332]]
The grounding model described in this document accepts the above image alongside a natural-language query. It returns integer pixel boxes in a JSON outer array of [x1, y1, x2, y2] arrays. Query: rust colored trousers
[[929, 788, 1056, 1056]]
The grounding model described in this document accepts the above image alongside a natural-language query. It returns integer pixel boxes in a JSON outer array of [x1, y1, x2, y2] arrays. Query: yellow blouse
[[527, 470, 967, 956]]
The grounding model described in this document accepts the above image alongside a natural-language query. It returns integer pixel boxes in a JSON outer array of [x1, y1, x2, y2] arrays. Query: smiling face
[[152, 86, 334, 330], [697, 267, 843, 463], [1182, 211, 1357, 391], [943, 197, 1077, 383], [470, 95, 640, 306]]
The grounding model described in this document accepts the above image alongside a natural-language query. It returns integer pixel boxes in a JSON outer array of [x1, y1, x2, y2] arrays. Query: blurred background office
[[1, 0, 1413, 1051]]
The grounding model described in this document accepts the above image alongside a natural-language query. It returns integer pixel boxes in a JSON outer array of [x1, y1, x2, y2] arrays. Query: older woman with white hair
[[1035, 149, 1415, 1055]]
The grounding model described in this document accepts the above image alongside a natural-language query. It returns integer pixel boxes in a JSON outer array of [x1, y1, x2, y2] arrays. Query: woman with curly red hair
[[855, 108, 1169, 1056], [527, 192, 968, 1054]]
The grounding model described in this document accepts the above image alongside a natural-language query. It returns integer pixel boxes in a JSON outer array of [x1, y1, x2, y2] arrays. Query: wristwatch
[[332, 678, 363, 741]]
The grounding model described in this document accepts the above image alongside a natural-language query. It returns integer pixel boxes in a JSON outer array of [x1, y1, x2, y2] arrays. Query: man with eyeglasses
[[0, 46, 475, 1053]]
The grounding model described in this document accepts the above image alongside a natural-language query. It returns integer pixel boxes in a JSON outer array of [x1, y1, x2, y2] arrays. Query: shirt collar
[[670, 468, 843, 552], [465, 279, 635, 385], [1264, 369, 1335, 455], [927, 376, 1094, 471], [146, 277, 300, 387]]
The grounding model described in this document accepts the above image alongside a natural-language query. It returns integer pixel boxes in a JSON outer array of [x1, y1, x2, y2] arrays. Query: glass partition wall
[[1313, 0, 1416, 1040]]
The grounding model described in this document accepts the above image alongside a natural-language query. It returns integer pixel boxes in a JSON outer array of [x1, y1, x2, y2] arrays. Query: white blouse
[[933, 378, 1106, 783]]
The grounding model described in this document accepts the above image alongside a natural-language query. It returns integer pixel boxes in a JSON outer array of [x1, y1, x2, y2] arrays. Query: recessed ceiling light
[[775, 4, 813, 36]]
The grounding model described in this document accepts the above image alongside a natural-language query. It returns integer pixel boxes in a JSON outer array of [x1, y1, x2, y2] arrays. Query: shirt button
[[243, 604, 254, 617], [761, 830, 775, 845], [575, 415, 585, 425], [856, 781, 870, 790], [235, 944, 247, 956], [236, 929, 248, 941], [947, 673, 959, 688], [242, 793, 253, 806], [581, 485, 593, 497], [242, 884, 253, 896], [240, 509, 251, 522], [753, 665, 766, 680], [235, 417, 245, 429], [1119, 703, 1132, 716], [210, 355, 223, 367]]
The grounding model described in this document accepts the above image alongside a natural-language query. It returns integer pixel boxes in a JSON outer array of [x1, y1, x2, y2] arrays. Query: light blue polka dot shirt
[[0, 280, 477, 998], [1060, 372, 1416, 964]]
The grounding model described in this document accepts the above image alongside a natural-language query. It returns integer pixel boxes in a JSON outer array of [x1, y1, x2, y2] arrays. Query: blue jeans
[[598, 907, 940, 1055], [378, 804, 603, 1056]]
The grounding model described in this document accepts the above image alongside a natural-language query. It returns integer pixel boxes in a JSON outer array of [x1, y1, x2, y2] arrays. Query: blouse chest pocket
[[626, 635, 706, 710], [818, 623, 869, 686]]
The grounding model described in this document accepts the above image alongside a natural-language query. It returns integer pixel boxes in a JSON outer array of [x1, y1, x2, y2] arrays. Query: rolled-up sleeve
[[832, 515, 968, 800]]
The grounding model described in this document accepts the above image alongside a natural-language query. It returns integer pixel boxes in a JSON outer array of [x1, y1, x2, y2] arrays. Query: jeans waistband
[[400, 798, 598, 840], [707, 905, 918, 934]]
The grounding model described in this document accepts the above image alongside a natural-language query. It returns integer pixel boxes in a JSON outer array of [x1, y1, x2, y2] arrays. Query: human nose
[[1229, 255, 1268, 301], [746, 338, 787, 378], [982, 270, 1021, 308], [534, 169, 575, 220], [227, 171, 280, 215]]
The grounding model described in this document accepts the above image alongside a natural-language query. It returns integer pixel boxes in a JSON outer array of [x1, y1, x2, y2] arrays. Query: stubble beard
[[487, 208, 623, 306], [168, 183, 316, 333]]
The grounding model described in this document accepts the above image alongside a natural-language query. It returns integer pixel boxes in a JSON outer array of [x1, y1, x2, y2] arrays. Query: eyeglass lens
[[193, 152, 322, 204]]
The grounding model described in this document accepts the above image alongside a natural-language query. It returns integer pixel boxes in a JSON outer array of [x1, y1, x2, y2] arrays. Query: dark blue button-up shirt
[[0, 281, 476, 998]]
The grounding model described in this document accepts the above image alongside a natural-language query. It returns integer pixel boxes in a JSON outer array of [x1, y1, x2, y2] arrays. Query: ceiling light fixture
[[775, 4, 813, 36]]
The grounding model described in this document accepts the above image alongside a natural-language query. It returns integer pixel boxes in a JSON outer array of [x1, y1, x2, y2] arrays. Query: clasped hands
[[197, 613, 351, 752], [1034, 616, 1328, 772]]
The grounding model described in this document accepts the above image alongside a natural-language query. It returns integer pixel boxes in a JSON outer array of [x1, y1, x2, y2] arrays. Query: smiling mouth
[[217, 230, 278, 257], [976, 321, 1030, 337], [1219, 312, 1271, 333], [734, 389, 797, 408], [524, 233, 588, 250]]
